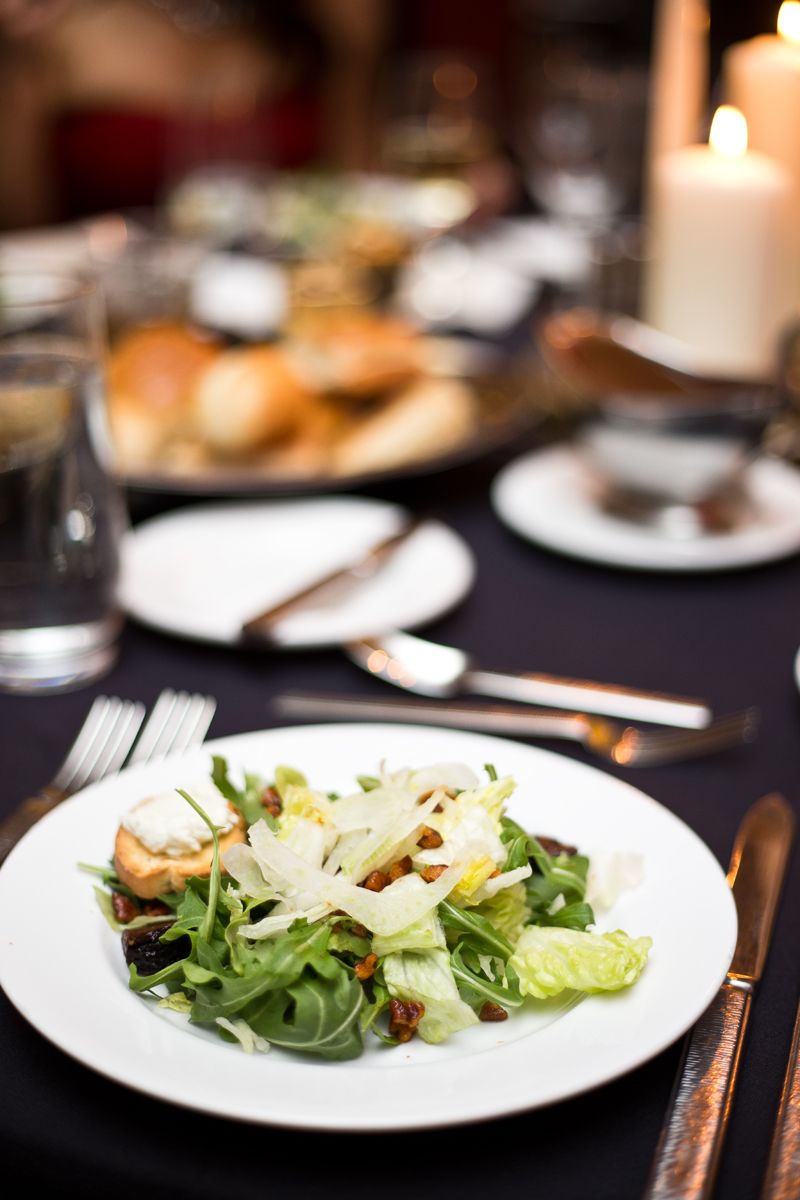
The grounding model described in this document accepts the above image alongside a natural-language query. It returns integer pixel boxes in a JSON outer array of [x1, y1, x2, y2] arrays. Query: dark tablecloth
[[2, 449, 799, 1200]]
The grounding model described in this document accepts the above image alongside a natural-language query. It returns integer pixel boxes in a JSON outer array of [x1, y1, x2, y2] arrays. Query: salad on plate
[[85, 757, 651, 1061]]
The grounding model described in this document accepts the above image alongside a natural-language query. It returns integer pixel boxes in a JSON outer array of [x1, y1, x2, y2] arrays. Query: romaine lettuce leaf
[[510, 926, 652, 1000], [382, 949, 479, 1043]]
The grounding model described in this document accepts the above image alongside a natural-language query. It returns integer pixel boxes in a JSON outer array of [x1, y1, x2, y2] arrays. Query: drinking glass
[[517, 52, 648, 228], [0, 272, 127, 692]]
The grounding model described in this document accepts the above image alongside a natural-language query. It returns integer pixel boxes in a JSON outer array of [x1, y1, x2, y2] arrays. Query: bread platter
[[107, 312, 537, 497]]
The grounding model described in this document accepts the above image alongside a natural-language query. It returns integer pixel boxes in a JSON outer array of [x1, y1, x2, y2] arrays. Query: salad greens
[[89, 759, 651, 1061]]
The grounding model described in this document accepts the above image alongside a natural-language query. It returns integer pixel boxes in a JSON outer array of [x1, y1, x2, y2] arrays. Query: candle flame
[[709, 106, 748, 157], [778, 1, 800, 43]]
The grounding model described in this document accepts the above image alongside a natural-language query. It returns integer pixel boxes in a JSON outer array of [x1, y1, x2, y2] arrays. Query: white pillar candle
[[724, 2, 800, 198], [643, 106, 795, 380]]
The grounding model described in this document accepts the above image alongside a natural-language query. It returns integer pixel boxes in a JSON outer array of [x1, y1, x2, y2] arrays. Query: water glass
[[0, 272, 127, 692]]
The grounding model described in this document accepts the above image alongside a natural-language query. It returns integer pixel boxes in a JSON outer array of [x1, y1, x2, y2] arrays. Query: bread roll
[[290, 312, 425, 396], [332, 377, 476, 475], [193, 344, 313, 456], [107, 322, 220, 470]]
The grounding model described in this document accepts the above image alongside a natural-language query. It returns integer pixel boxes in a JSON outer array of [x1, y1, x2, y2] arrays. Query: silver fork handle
[[274, 693, 590, 741], [0, 786, 67, 866], [464, 669, 711, 729]]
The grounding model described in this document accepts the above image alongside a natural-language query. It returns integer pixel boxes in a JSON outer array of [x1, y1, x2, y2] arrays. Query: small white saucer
[[491, 445, 800, 572], [121, 497, 475, 648]]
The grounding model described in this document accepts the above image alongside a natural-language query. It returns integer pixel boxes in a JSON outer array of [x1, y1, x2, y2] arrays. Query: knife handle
[[761, 997, 800, 1200], [0, 788, 65, 866], [465, 670, 711, 730], [644, 980, 752, 1200]]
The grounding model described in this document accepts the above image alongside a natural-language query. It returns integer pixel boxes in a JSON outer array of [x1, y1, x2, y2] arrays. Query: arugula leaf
[[449, 943, 523, 1008], [211, 756, 268, 828], [243, 964, 363, 1060], [438, 900, 514, 960], [544, 901, 595, 931], [188, 920, 333, 1022], [177, 789, 220, 944]]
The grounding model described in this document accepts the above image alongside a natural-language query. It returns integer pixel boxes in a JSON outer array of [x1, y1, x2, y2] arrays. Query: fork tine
[[630, 709, 759, 766], [69, 698, 129, 789], [144, 690, 193, 760], [83, 701, 146, 784], [51, 696, 114, 791], [57, 697, 125, 792], [164, 694, 217, 756], [126, 689, 178, 765], [646, 709, 758, 752]]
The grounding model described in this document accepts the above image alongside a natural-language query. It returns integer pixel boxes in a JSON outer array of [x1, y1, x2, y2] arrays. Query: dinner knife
[[643, 792, 795, 1200], [760, 997, 800, 1200], [240, 520, 420, 642]]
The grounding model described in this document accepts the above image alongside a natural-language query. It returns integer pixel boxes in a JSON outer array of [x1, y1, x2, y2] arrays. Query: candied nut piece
[[417, 826, 443, 850], [261, 786, 283, 819], [388, 855, 413, 882], [111, 891, 140, 924], [354, 953, 378, 981], [479, 1002, 508, 1022], [142, 900, 172, 916], [388, 998, 426, 1043], [536, 835, 578, 858], [419, 864, 448, 883], [361, 870, 389, 892]]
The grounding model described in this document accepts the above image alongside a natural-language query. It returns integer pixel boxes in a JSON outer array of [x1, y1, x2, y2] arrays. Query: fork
[[273, 693, 759, 767], [0, 688, 216, 865]]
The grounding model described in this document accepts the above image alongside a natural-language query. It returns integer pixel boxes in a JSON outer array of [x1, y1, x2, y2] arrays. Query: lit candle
[[643, 106, 795, 379], [724, 3, 800, 196]]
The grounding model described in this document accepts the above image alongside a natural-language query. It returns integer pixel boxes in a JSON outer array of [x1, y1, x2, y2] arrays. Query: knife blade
[[643, 793, 795, 1200], [240, 520, 420, 643]]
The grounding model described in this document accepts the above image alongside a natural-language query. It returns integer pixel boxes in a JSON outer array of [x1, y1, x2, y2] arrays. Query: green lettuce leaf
[[510, 926, 652, 1000], [382, 949, 479, 1044]]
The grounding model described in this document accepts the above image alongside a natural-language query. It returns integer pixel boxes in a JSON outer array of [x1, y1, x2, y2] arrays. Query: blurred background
[[0, 0, 774, 231]]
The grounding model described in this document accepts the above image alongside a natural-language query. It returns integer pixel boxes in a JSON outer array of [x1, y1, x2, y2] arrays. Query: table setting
[[2, 2, 800, 1198]]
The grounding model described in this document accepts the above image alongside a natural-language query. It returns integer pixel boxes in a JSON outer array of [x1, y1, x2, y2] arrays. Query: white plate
[[0, 723, 736, 1131], [120, 498, 475, 647], [491, 446, 800, 572]]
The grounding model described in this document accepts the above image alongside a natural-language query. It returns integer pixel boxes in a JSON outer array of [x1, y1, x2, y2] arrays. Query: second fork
[[273, 693, 759, 768]]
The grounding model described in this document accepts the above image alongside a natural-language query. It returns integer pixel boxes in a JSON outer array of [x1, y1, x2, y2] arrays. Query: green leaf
[[356, 774, 381, 792], [449, 943, 523, 1008], [274, 765, 307, 799], [211, 756, 266, 827], [243, 960, 363, 1060], [176, 788, 220, 945], [382, 949, 479, 1043], [484, 763, 498, 782], [189, 920, 334, 1022], [510, 926, 652, 1000], [438, 899, 514, 960], [545, 901, 595, 931]]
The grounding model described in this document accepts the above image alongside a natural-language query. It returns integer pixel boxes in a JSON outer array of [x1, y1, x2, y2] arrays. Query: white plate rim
[[119, 498, 476, 648], [0, 723, 736, 1131], [491, 447, 800, 573]]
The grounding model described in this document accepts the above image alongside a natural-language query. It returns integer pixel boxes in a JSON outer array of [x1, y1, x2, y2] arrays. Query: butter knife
[[240, 520, 420, 642], [760, 998, 800, 1200], [644, 793, 795, 1200]]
